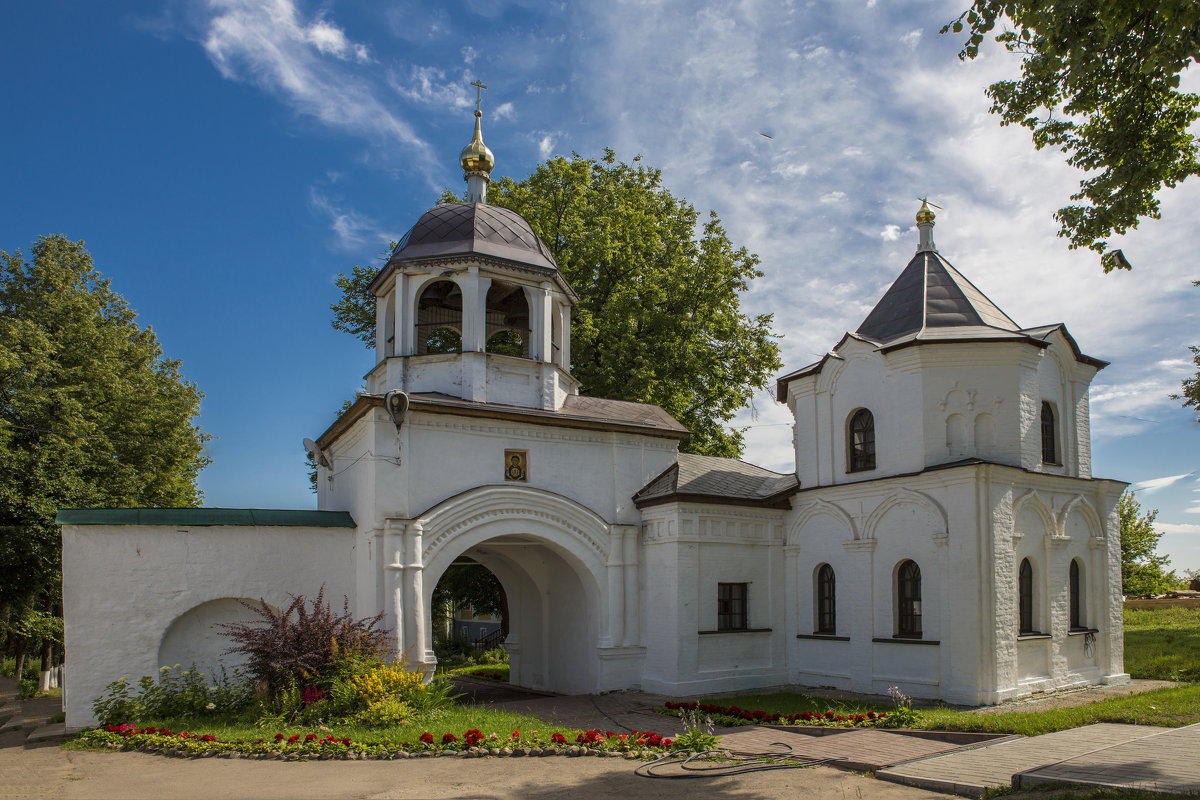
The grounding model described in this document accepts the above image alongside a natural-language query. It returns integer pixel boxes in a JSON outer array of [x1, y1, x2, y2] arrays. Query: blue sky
[[3, 0, 1197, 572]]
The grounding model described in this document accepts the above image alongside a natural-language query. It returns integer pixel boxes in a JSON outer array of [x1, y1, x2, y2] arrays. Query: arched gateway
[[384, 485, 641, 695]]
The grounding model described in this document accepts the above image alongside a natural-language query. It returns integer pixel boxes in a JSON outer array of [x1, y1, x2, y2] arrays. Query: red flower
[[287, 735, 300, 744], [662, 738, 673, 747], [257, 739, 265, 744], [511, 730, 520, 739], [867, 711, 876, 719], [305, 734, 318, 742], [551, 733, 567, 744], [341, 738, 351, 746], [274, 733, 286, 741], [442, 733, 458, 744], [824, 712, 835, 720], [144, 727, 157, 734], [419, 732, 434, 744], [201, 735, 217, 742]]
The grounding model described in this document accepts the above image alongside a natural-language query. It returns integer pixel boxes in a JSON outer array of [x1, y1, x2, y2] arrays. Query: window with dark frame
[[1069, 559, 1084, 630], [717, 582, 748, 631], [1019, 558, 1036, 634], [816, 564, 836, 634], [896, 560, 922, 638], [848, 409, 876, 472], [1040, 402, 1057, 464]]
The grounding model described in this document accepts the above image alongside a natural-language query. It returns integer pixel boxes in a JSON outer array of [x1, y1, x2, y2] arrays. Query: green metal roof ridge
[[55, 508, 357, 528]]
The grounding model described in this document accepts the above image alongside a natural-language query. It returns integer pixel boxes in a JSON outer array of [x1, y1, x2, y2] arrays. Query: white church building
[[59, 104, 1129, 729]]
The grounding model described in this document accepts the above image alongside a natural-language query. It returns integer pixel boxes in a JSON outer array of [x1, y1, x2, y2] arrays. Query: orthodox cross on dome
[[471, 79, 488, 112], [461, 80, 495, 203]]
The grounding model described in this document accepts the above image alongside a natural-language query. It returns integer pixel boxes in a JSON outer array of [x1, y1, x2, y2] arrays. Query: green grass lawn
[[1122, 606, 1200, 681], [447, 664, 510, 682], [701, 692, 891, 717]]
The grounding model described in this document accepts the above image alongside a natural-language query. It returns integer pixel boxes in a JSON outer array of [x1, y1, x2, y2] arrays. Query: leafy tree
[[1173, 281, 1200, 421], [0, 235, 209, 654], [944, 2, 1200, 269], [332, 151, 781, 457], [1118, 490, 1178, 596]]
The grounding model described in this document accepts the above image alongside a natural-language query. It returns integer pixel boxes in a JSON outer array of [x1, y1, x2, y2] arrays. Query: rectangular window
[[717, 583, 748, 631]]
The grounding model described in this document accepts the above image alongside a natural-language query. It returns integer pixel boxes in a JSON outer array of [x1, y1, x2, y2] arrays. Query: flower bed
[[79, 724, 676, 760], [661, 701, 894, 728]]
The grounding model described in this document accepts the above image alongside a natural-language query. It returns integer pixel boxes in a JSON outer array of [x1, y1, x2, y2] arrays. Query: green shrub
[[92, 664, 253, 726], [478, 647, 508, 665], [355, 698, 415, 727]]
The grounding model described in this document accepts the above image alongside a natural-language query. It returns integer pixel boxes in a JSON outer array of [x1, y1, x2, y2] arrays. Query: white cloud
[[773, 163, 810, 179], [537, 134, 556, 159], [900, 29, 922, 48], [199, 0, 432, 164], [819, 191, 846, 204], [1157, 522, 1200, 535], [462, 45, 478, 64], [308, 189, 396, 252], [493, 101, 516, 120], [389, 65, 472, 109], [880, 224, 902, 241], [1131, 473, 1195, 493]]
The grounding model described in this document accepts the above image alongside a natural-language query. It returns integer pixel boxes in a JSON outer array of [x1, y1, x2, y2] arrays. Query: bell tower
[[364, 86, 578, 411]]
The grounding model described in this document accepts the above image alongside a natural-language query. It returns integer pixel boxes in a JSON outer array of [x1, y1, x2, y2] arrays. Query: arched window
[[484, 282, 530, 357], [1040, 402, 1057, 464], [896, 560, 921, 638], [1069, 559, 1084, 630], [815, 564, 836, 635], [1018, 558, 1036, 634], [848, 409, 876, 472], [415, 280, 463, 355]]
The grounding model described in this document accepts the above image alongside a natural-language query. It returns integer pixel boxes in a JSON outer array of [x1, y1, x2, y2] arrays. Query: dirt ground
[[1, 734, 956, 800]]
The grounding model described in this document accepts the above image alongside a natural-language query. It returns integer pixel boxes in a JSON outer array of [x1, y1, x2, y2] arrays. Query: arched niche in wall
[[864, 490, 948, 543], [484, 281, 530, 357], [1013, 491, 1056, 540], [788, 500, 857, 546], [946, 413, 968, 457], [415, 280, 463, 354], [158, 597, 273, 678]]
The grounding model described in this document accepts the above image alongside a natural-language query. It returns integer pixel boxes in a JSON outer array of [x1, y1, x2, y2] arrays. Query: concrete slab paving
[[718, 727, 983, 771], [1015, 722, 1200, 795], [876, 723, 1170, 797]]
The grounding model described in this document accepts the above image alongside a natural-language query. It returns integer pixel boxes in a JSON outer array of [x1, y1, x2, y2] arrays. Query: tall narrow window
[[896, 560, 922, 638], [1018, 558, 1036, 634], [816, 564, 836, 635], [848, 409, 876, 472], [717, 583, 748, 631], [1069, 559, 1084, 630], [1040, 402, 1057, 464]]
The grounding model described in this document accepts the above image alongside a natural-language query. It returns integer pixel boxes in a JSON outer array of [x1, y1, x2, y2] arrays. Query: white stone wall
[[61, 524, 354, 730]]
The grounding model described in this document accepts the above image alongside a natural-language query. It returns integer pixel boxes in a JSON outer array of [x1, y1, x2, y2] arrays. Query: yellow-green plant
[[349, 664, 425, 707], [354, 698, 414, 727]]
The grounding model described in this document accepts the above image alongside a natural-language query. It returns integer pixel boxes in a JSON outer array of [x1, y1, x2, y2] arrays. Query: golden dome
[[916, 199, 936, 224], [460, 110, 494, 176]]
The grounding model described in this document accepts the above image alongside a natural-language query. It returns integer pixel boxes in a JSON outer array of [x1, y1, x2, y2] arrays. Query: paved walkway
[[877, 723, 1172, 796], [718, 727, 1013, 772], [1015, 722, 1200, 795]]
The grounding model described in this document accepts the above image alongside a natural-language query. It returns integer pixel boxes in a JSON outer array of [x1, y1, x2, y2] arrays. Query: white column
[[460, 268, 491, 353], [374, 280, 389, 363], [383, 519, 407, 661], [621, 526, 640, 647], [393, 272, 408, 355], [537, 283, 553, 361], [559, 302, 572, 370], [400, 521, 430, 674]]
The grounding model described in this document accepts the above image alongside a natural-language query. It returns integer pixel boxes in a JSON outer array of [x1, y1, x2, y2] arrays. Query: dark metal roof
[[633, 453, 799, 509], [55, 508, 357, 528], [388, 203, 558, 272], [856, 251, 1019, 343]]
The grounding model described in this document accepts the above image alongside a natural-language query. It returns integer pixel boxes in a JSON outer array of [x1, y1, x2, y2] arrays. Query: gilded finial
[[916, 198, 936, 224], [915, 197, 940, 253], [460, 80, 495, 191]]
